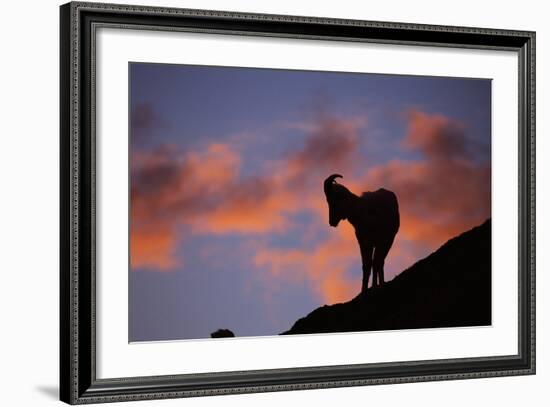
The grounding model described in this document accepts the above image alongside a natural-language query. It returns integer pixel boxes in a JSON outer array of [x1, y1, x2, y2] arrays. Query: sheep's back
[[360, 188, 400, 235]]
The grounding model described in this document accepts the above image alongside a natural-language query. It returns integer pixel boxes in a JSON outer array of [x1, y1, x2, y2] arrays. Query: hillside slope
[[282, 219, 491, 335]]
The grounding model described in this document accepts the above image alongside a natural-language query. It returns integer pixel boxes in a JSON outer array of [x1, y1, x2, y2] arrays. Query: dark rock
[[210, 329, 235, 338]]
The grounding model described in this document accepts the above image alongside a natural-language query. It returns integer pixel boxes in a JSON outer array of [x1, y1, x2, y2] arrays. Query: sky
[[129, 62, 491, 341]]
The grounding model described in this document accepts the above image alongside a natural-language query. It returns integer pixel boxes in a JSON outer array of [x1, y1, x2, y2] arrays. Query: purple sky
[[129, 63, 491, 341]]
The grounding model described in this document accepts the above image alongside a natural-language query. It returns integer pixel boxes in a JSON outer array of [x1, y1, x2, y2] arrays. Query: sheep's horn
[[324, 174, 343, 195]]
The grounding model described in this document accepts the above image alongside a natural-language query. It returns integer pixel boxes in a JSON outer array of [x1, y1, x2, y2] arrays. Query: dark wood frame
[[60, 1, 536, 404]]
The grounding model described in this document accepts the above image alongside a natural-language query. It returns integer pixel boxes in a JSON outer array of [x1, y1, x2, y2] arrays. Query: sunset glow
[[129, 63, 491, 341]]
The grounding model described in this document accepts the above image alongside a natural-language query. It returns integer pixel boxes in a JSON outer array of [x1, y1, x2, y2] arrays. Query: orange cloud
[[191, 115, 363, 236], [130, 113, 368, 302], [253, 222, 360, 303], [189, 177, 296, 235], [130, 108, 490, 310], [363, 109, 490, 248], [321, 270, 358, 304], [130, 142, 242, 270], [130, 225, 178, 271], [251, 109, 490, 303], [404, 110, 469, 160]]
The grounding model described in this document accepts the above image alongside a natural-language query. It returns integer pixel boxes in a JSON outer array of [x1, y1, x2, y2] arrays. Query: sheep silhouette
[[324, 174, 400, 295]]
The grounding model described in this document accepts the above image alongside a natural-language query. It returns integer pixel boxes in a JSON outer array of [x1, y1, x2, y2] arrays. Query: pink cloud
[[251, 109, 490, 302], [130, 108, 490, 309], [130, 143, 242, 270], [130, 113, 365, 271], [363, 109, 490, 247], [253, 223, 361, 303]]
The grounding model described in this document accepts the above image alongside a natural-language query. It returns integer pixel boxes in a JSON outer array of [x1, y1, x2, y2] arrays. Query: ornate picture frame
[[60, 2, 535, 404]]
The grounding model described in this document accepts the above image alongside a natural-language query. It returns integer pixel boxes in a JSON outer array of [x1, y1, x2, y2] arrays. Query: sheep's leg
[[358, 238, 374, 295], [373, 237, 395, 287], [372, 252, 383, 288], [372, 247, 380, 288]]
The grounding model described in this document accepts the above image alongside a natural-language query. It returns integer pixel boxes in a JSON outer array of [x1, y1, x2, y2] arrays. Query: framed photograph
[[60, 1, 535, 404]]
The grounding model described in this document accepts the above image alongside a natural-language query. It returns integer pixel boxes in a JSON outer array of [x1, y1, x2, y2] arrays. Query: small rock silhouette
[[210, 329, 235, 338]]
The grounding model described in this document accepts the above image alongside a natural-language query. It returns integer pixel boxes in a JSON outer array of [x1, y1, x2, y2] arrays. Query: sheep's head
[[323, 174, 348, 227]]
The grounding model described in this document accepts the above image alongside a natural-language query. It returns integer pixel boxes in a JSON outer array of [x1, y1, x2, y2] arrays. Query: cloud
[[132, 103, 162, 130], [193, 177, 294, 234], [130, 112, 365, 276], [403, 110, 470, 160], [185, 113, 363, 236], [285, 115, 360, 183], [130, 107, 490, 308], [251, 109, 490, 303], [131, 224, 178, 271], [364, 109, 491, 246], [131, 103, 169, 144], [253, 223, 360, 303], [130, 143, 242, 270]]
